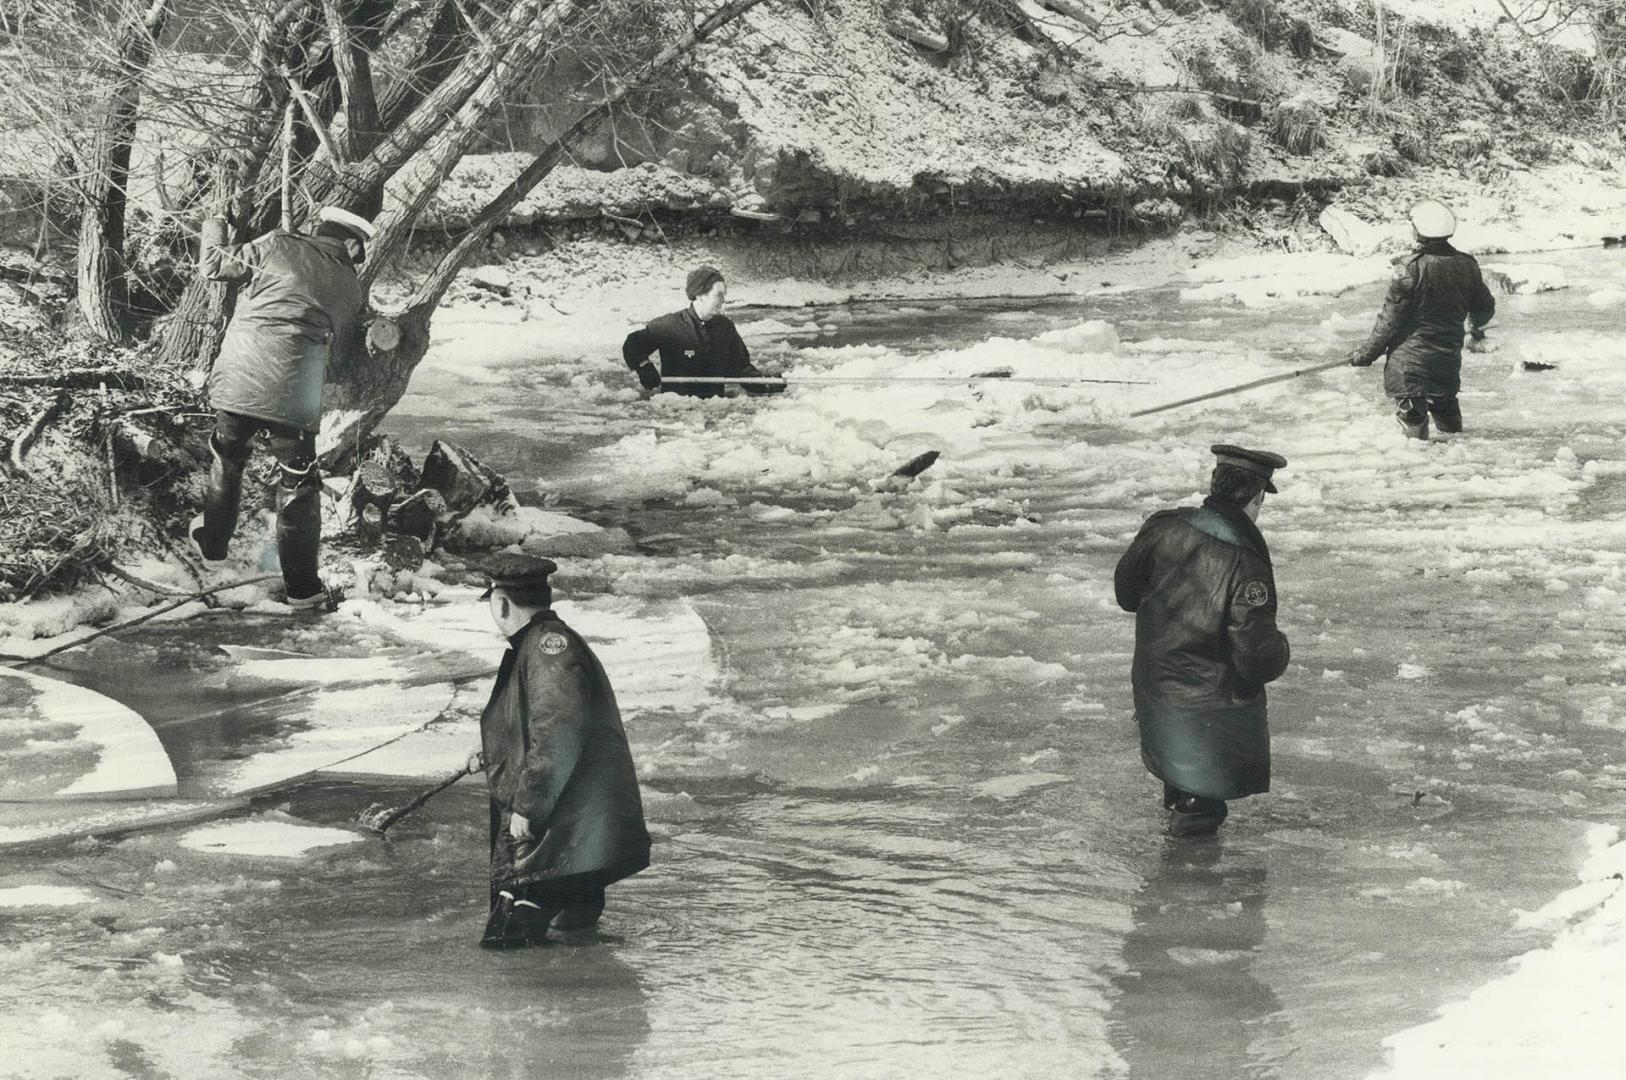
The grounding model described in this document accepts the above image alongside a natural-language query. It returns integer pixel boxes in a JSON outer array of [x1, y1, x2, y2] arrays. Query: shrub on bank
[[1269, 97, 1328, 155]]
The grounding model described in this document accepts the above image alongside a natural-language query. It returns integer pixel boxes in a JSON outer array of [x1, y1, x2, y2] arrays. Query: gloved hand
[[635, 361, 661, 390], [199, 215, 228, 250], [1467, 327, 1488, 353], [1347, 348, 1375, 368], [465, 749, 484, 774], [509, 811, 532, 841]]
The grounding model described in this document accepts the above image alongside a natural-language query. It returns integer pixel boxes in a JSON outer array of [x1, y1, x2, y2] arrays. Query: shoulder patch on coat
[[1243, 580, 1270, 608], [538, 631, 569, 655]]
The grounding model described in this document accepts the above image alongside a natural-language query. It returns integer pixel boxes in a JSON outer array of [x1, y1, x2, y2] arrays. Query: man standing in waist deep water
[[1346, 198, 1497, 440], [476, 553, 651, 948], [1114, 446, 1292, 838], [621, 265, 786, 398]]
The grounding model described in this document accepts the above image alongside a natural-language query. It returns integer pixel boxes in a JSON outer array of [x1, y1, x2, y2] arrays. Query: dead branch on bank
[[0, 369, 150, 391], [5, 390, 70, 478]]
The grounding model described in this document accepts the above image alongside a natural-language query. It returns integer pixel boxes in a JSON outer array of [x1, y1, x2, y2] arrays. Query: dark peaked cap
[[479, 553, 558, 604], [1211, 444, 1287, 493]]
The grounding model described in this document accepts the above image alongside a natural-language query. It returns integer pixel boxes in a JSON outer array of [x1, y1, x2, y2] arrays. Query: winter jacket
[[1114, 496, 1291, 800], [621, 307, 783, 398], [482, 610, 650, 891], [204, 229, 366, 432], [1350, 239, 1496, 398]]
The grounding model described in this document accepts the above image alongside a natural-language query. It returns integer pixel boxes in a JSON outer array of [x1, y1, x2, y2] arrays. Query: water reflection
[[1111, 841, 1282, 1079], [461, 944, 651, 1080]]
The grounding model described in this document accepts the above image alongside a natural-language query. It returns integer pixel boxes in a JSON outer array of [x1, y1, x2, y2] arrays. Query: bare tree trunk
[[319, 0, 770, 465], [155, 0, 321, 369], [303, 0, 547, 212], [360, 0, 578, 277], [324, 0, 389, 166], [75, 0, 172, 343], [377, 0, 469, 133]]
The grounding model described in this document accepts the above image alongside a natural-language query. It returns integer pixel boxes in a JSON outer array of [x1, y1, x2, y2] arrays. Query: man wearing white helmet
[[188, 205, 374, 609], [1347, 199, 1497, 439]]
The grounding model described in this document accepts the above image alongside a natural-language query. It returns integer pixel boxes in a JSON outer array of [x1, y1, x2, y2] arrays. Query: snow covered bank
[[1370, 827, 1626, 1080]]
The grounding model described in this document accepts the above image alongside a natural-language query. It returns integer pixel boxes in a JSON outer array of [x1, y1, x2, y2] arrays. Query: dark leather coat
[[482, 610, 650, 891], [204, 230, 366, 432], [1351, 239, 1496, 398], [1114, 497, 1290, 800], [622, 307, 782, 398]]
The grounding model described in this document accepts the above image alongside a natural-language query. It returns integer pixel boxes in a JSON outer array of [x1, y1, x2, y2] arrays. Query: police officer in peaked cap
[[1114, 446, 1293, 837], [473, 553, 651, 947]]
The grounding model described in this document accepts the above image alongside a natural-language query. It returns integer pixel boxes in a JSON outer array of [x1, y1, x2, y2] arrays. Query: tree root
[[6, 390, 69, 479]]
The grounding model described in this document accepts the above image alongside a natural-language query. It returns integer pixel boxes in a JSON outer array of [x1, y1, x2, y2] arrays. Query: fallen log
[[0, 369, 149, 391], [887, 20, 950, 51], [1039, 0, 1102, 32]]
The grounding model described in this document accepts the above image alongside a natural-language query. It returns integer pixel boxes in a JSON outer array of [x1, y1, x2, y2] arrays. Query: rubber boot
[[1168, 793, 1228, 838], [1429, 397, 1463, 435], [479, 892, 553, 949], [480, 892, 527, 949], [552, 887, 606, 932], [197, 434, 244, 561], [275, 463, 325, 604], [1396, 414, 1430, 441]]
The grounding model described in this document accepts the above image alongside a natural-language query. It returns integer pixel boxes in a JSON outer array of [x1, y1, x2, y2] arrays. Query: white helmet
[[317, 205, 376, 242], [1408, 199, 1456, 239]]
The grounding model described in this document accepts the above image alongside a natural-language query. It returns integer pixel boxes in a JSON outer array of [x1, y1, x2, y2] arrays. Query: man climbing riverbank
[[476, 554, 651, 948], [1346, 199, 1497, 440], [621, 265, 785, 398], [1114, 445, 1291, 838], [188, 206, 373, 609]]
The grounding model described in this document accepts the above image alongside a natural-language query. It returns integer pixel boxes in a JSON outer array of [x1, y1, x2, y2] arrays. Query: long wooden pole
[[1129, 358, 1350, 418], [361, 763, 476, 835], [0, 574, 281, 666], [658, 374, 1149, 387]]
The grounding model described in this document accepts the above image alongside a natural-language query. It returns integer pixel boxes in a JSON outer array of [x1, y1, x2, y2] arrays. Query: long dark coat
[[203, 230, 366, 432], [482, 611, 650, 892], [1114, 497, 1291, 800], [621, 307, 782, 398], [1350, 239, 1497, 398]]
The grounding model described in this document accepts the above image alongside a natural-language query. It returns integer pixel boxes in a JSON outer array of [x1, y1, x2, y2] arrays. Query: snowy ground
[[7, 238, 1626, 1077]]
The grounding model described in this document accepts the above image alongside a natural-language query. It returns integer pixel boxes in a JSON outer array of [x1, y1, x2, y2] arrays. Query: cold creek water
[[7, 250, 1626, 1078]]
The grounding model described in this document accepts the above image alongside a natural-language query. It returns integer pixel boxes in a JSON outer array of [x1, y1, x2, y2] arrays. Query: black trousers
[[1394, 394, 1462, 436], [197, 409, 322, 598]]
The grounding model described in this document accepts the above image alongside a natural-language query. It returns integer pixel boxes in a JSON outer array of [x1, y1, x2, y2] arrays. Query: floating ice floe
[[972, 772, 1071, 800], [178, 817, 362, 858], [0, 667, 176, 800], [1481, 263, 1569, 294], [0, 885, 93, 908]]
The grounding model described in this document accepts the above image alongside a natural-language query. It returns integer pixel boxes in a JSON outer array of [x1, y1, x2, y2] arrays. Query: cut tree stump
[[418, 439, 511, 516], [389, 488, 447, 544], [347, 459, 398, 538]]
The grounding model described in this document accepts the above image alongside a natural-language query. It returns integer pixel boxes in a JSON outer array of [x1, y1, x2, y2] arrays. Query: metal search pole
[[1129, 358, 1350, 418], [659, 374, 1150, 388]]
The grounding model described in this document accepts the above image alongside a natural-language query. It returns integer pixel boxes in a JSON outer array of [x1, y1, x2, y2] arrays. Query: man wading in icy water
[[1114, 446, 1291, 838], [188, 206, 372, 609], [476, 554, 651, 948], [621, 265, 786, 398], [1346, 199, 1497, 440]]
